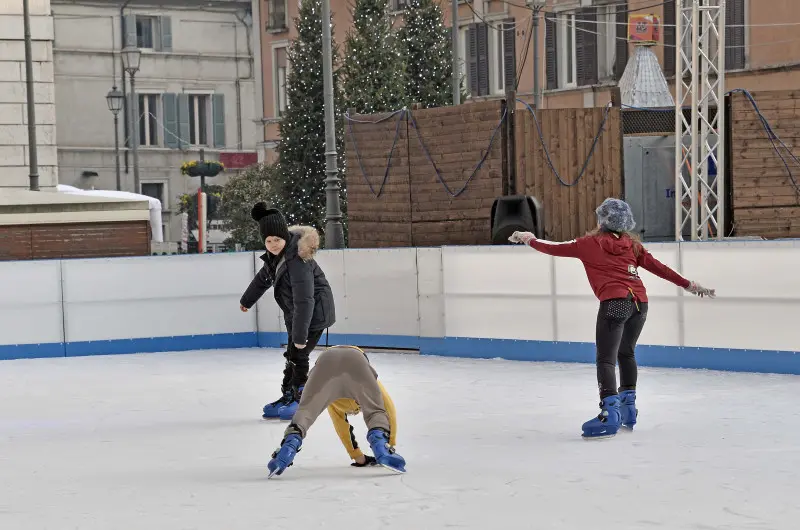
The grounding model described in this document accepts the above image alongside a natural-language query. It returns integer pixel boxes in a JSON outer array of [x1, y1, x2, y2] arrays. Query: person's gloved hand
[[508, 231, 536, 245], [685, 281, 716, 298], [351, 455, 377, 467]]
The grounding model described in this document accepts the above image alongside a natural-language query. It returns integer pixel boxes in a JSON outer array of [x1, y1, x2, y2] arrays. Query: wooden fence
[[345, 100, 506, 248], [514, 105, 624, 241], [731, 90, 800, 238]]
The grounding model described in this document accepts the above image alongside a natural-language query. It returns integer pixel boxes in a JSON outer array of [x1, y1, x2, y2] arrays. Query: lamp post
[[529, 0, 546, 108], [23, 0, 39, 190], [121, 46, 142, 193], [106, 86, 124, 191], [321, 0, 345, 248]]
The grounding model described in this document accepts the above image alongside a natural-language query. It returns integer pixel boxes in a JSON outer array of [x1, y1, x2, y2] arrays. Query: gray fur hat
[[595, 198, 636, 233]]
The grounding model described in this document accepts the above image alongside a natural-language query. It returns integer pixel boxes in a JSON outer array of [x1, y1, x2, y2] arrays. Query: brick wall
[[0, 221, 151, 261], [345, 101, 506, 248]]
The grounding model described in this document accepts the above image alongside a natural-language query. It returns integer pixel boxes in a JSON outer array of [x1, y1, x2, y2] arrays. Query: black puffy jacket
[[240, 225, 336, 344]]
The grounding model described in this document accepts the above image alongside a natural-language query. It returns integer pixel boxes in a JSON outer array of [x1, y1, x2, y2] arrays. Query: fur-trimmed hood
[[288, 225, 320, 261]]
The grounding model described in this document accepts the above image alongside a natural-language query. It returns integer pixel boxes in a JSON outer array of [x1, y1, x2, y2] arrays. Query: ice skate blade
[[620, 425, 635, 432], [582, 432, 617, 440], [379, 463, 406, 474]]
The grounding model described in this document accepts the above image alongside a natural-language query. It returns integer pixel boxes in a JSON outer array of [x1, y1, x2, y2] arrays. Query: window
[[266, 0, 287, 31], [274, 46, 288, 116], [596, 6, 618, 81], [138, 93, 160, 146], [464, 20, 516, 98], [560, 14, 577, 88], [136, 16, 158, 49], [124, 14, 172, 52], [140, 182, 166, 208], [188, 94, 210, 146]]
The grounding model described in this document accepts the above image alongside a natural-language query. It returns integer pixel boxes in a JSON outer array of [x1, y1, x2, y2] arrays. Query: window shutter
[[725, 0, 745, 70], [503, 19, 517, 92], [576, 8, 598, 86], [614, 2, 629, 81], [662, 0, 676, 77], [124, 14, 137, 47], [467, 24, 478, 96], [178, 93, 190, 149], [477, 23, 489, 96], [212, 94, 226, 148], [545, 15, 558, 90], [160, 16, 172, 51], [163, 93, 179, 148]]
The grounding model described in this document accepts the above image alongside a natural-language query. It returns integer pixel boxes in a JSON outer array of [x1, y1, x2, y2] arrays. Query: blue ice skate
[[263, 390, 293, 419], [267, 434, 302, 478], [367, 428, 406, 473], [278, 386, 304, 421], [581, 395, 621, 440], [619, 390, 638, 431]]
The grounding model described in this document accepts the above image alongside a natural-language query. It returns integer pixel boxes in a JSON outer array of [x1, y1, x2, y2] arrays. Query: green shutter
[[124, 14, 137, 47], [163, 93, 179, 148], [178, 93, 190, 149], [212, 94, 225, 148], [160, 16, 172, 51]]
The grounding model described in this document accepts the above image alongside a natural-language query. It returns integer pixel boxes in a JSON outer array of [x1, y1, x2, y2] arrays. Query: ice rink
[[1, 347, 798, 530]]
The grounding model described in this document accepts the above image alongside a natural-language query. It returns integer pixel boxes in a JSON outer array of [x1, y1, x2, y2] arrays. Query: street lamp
[[528, 0, 547, 108], [121, 46, 142, 193], [321, 0, 345, 248], [106, 86, 124, 191]]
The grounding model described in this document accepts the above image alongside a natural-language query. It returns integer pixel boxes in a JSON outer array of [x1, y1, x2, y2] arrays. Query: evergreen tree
[[275, 0, 346, 236], [400, 0, 455, 108], [218, 163, 278, 250], [342, 0, 406, 113]]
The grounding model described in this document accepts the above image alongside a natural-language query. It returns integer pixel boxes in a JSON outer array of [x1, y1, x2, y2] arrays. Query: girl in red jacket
[[510, 198, 715, 439]]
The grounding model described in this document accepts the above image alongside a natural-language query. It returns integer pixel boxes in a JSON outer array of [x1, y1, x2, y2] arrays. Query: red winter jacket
[[527, 233, 690, 302]]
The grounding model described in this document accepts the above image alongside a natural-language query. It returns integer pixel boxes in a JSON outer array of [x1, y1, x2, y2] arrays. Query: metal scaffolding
[[674, 0, 726, 241]]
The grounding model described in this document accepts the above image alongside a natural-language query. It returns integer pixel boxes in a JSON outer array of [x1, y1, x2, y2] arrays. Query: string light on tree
[[342, 0, 406, 113], [400, 0, 458, 108], [276, 0, 346, 236]]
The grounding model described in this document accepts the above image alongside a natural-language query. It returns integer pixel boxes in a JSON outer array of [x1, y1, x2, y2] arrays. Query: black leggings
[[595, 298, 648, 399], [281, 328, 325, 391]]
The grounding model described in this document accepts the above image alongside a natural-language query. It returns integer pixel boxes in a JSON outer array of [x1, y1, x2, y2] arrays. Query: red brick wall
[[345, 101, 506, 248], [0, 221, 151, 261]]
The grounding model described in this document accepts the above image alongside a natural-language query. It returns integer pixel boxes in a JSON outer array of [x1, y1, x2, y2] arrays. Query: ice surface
[[1, 348, 798, 530]]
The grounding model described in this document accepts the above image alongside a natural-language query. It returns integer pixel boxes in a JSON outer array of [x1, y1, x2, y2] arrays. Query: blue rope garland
[[517, 98, 612, 188], [407, 108, 507, 198], [345, 109, 406, 198], [345, 107, 508, 199]]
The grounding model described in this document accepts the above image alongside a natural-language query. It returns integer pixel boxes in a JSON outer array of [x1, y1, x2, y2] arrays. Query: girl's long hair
[[587, 227, 643, 258]]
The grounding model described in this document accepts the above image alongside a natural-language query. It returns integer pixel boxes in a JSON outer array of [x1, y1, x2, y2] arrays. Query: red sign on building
[[219, 152, 259, 169]]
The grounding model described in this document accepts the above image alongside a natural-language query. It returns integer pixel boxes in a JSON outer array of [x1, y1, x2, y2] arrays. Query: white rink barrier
[[1, 240, 799, 374]]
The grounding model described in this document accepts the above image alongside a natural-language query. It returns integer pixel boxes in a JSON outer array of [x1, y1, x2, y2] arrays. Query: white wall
[[1, 240, 799, 372]]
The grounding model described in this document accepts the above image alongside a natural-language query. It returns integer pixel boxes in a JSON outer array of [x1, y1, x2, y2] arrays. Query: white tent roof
[[619, 46, 675, 108]]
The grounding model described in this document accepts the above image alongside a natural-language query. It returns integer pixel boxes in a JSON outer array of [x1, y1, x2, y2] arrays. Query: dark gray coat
[[240, 225, 335, 345]]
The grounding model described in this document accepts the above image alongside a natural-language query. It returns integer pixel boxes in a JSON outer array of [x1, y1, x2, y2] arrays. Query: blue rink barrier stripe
[[423, 337, 800, 376], [1, 333, 798, 375]]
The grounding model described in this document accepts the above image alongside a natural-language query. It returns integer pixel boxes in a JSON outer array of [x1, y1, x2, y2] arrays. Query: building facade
[[257, 0, 799, 160], [0, 0, 57, 190], [52, 0, 260, 245]]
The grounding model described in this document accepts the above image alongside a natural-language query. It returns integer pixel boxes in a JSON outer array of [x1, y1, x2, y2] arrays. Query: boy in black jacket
[[240, 203, 336, 420]]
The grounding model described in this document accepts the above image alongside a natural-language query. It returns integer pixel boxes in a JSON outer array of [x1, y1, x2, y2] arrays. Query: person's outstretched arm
[[327, 401, 365, 462], [637, 248, 716, 298], [509, 231, 583, 258], [240, 266, 273, 310]]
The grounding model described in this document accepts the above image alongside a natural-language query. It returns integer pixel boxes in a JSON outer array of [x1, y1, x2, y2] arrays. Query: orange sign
[[628, 14, 661, 45]]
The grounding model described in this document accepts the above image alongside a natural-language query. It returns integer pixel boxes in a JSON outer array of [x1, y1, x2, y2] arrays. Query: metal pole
[[113, 112, 121, 190], [130, 73, 140, 193], [321, 0, 345, 248], [23, 0, 39, 191], [533, 8, 541, 108], [452, 0, 460, 105]]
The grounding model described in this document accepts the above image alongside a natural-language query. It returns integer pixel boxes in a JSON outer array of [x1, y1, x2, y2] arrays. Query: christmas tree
[[342, 0, 406, 114], [400, 0, 455, 108], [275, 0, 345, 235]]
